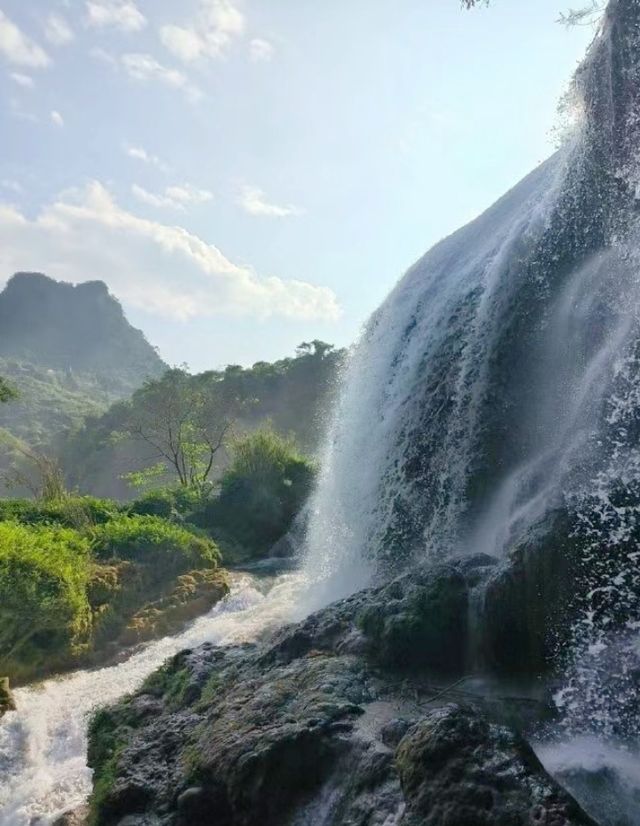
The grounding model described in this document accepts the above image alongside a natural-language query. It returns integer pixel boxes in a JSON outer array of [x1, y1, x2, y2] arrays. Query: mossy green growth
[[0, 521, 92, 673], [141, 657, 192, 710], [89, 514, 220, 573], [0, 496, 121, 529], [87, 706, 131, 826]]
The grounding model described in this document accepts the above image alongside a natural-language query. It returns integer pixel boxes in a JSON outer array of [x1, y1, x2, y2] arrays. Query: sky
[[0, 1, 597, 372]]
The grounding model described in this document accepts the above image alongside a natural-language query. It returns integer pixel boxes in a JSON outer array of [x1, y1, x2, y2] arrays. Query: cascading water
[[305, 1, 640, 822], [0, 572, 304, 825]]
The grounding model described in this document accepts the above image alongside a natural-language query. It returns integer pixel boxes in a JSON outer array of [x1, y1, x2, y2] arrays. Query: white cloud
[[10, 72, 34, 88], [51, 110, 64, 127], [121, 53, 203, 102], [44, 14, 74, 46], [131, 184, 182, 210], [132, 183, 213, 211], [0, 182, 340, 323], [86, 1, 146, 32], [160, 0, 244, 63], [249, 38, 274, 63], [166, 184, 213, 205], [238, 186, 302, 218], [0, 11, 50, 68], [125, 144, 169, 172]]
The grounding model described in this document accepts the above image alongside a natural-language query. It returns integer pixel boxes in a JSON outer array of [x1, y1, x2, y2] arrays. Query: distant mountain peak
[[0, 272, 166, 381]]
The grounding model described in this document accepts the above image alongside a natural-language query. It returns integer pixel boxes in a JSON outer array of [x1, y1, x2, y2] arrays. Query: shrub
[[89, 515, 220, 575], [206, 429, 315, 555], [0, 496, 120, 529], [128, 486, 207, 521], [128, 489, 175, 519], [0, 521, 92, 668]]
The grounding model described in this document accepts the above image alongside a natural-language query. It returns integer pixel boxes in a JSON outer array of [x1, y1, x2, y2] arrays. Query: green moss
[[141, 659, 192, 710]]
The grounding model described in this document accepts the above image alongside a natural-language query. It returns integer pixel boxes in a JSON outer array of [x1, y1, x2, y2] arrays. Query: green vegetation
[[0, 497, 223, 683], [0, 376, 16, 403], [59, 340, 342, 499], [0, 272, 165, 478], [90, 515, 219, 571], [0, 426, 313, 681], [205, 429, 315, 557], [0, 279, 326, 683], [0, 522, 92, 677], [116, 367, 243, 491]]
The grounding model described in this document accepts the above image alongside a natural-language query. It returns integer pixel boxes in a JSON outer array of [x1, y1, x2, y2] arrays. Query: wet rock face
[[87, 562, 594, 826], [397, 706, 593, 826]]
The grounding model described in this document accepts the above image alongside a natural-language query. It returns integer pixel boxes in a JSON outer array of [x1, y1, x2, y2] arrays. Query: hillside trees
[[119, 369, 245, 491]]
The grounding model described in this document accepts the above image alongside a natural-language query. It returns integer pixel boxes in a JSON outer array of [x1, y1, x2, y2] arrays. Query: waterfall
[[304, 2, 640, 811]]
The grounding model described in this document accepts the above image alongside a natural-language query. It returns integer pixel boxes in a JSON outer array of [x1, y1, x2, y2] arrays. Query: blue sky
[[0, 1, 596, 371]]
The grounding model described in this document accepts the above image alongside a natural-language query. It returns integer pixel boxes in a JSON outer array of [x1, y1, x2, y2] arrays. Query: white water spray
[[0, 572, 304, 825]]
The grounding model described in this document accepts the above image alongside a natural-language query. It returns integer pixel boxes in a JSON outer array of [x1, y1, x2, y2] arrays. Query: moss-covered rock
[[86, 575, 594, 826]]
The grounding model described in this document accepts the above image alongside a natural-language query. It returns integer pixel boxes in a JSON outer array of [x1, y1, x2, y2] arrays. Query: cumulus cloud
[[44, 14, 74, 46], [0, 11, 50, 68], [121, 53, 203, 102], [238, 186, 302, 218], [0, 182, 340, 323], [249, 38, 274, 63], [85, 1, 146, 32], [132, 183, 213, 210], [51, 110, 64, 127], [10, 72, 34, 88], [160, 0, 244, 63]]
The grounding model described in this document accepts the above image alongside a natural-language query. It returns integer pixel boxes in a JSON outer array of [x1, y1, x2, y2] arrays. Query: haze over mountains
[[0, 272, 165, 446]]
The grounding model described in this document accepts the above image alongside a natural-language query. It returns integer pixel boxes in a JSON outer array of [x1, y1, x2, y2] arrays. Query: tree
[[120, 369, 243, 491], [0, 377, 17, 403], [0, 431, 68, 502]]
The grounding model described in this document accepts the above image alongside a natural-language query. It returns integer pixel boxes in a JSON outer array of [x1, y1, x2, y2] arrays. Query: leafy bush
[[0, 495, 121, 529], [0, 521, 92, 668], [128, 486, 206, 520], [128, 489, 175, 519], [206, 429, 315, 556], [89, 515, 220, 574]]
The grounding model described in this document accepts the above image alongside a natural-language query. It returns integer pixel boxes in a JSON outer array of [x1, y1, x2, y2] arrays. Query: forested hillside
[[0, 273, 166, 449], [58, 341, 344, 499]]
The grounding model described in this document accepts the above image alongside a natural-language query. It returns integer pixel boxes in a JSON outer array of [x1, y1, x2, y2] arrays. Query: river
[[0, 571, 304, 825]]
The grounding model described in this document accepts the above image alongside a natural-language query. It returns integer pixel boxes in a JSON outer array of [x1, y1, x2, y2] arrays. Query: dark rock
[[87, 564, 595, 826], [396, 705, 596, 826], [480, 510, 582, 675]]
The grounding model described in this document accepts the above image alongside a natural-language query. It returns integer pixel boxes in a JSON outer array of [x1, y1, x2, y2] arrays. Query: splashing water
[[0, 572, 305, 825], [304, 4, 640, 820]]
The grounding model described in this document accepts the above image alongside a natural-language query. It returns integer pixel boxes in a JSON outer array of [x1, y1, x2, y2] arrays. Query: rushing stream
[[0, 572, 305, 826]]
